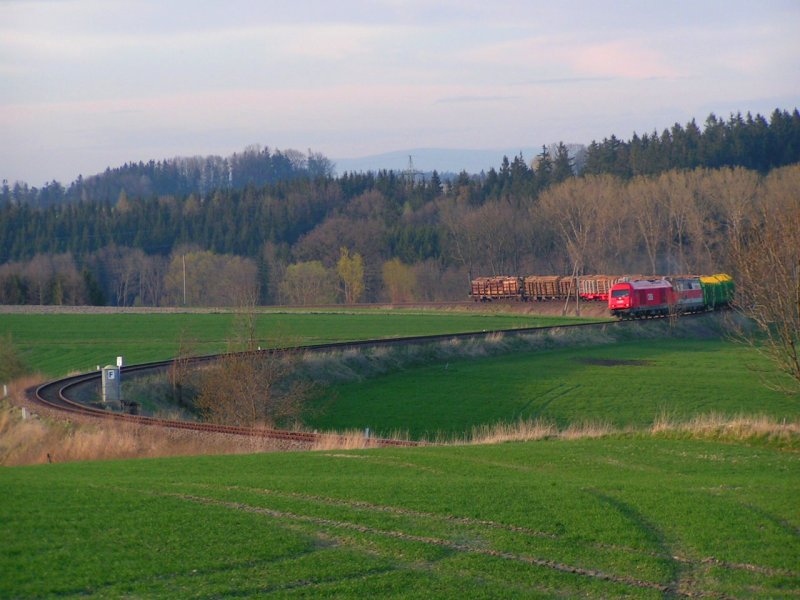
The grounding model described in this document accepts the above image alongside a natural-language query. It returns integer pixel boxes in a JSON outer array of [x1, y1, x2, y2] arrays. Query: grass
[[459, 413, 800, 448], [0, 310, 601, 377], [2, 311, 798, 597], [1, 438, 797, 598], [306, 333, 800, 440], [0, 381, 297, 467]]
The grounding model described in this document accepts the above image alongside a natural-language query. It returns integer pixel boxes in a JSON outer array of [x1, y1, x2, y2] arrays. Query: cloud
[[0, 22, 389, 63], [518, 76, 617, 86], [569, 40, 681, 79], [435, 95, 520, 104], [2, 0, 798, 184], [458, 30, 692, 84]]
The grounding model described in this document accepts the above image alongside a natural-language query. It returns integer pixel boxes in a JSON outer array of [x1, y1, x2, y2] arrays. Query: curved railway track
[[29, 316, 655, 447]]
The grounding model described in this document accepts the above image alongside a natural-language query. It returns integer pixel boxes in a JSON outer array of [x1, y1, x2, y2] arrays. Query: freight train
[[470, 274, 627, 303], [469, 273, 734, 318]]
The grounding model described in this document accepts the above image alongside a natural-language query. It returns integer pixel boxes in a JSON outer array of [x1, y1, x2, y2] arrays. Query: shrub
[[0, 335, 29, 384]]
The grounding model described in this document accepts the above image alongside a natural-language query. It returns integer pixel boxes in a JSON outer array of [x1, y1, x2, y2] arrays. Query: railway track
[[28, 317, 646, 448]]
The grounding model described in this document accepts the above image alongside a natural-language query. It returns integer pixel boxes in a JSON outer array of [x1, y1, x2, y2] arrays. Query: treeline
[[583, 109, 800, 177], [1, 163, 797, 307], [0, 248, 257, 307], [1, 146, 334, 209], [1, 109, 798, 307], [4, 109, 799, 210], [0, 245, 427, 307]]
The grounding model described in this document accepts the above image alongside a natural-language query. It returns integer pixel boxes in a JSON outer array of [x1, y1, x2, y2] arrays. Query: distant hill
[[2, 146, 335, 208], [334, 147, 543, 175]]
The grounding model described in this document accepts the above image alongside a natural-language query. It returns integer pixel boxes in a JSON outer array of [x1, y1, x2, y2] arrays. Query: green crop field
[[0, 310, 600, 377], [308, 338, 800, 439], [3, 309, 798, 597], [2, 439, 797, 598]]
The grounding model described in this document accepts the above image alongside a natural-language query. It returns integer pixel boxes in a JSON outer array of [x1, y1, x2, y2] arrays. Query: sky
[[1, 0, 799, 186]]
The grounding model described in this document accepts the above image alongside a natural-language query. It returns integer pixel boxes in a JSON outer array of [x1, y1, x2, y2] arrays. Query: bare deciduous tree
[[438, 197, 482, 276], [589, 179, 631, 273], [627, 176, 669, 275], [663, 170, 697, 273], [101, 246, 146, 306], [537, 175, 617, 274], [162, 250, 259, 307], [469, 200, 529, 275], [139, 254, 167, 306], [683, 170, 722, 273], [168, 331, 199, 408], [411, 260, 467, 301], [729, 165, 800, 391], [26, 254, 54, 305], [700, 167, 760, 269], [194, 349, 309, 427]]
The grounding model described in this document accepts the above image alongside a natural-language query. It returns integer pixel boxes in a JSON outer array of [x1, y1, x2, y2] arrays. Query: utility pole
[[182, 254, 187, 305], [405, 155, 422, 188]]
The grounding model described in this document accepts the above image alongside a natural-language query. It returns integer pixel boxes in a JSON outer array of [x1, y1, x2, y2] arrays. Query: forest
[[1, 108, 799, 307]]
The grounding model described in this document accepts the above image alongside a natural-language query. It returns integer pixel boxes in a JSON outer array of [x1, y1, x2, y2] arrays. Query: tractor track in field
[[204, 485, 798, 579], [104, 480, 797, 597], [26, 314, 701, 447], [157, 491, 735, 597]]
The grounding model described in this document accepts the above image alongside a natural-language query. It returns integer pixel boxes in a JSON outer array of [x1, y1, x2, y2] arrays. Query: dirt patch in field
[[576, 358, 654, 367]]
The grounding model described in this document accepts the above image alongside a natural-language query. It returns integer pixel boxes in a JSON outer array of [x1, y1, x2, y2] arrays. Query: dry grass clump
[[651, 412, 800, 445], [559, 420, 616, 440], [308, 427, 414, 450], [451, 412, 798, 447], [459, 418, 616, 445], [464, 418, 557, 445], [310, 429, 381, 451], [1, 379, 303, 466], [0, 408, 298, 466]]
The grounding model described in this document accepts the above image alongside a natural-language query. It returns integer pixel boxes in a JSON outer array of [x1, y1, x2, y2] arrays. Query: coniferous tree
[[552, 142, 574, 184], [534, 145, 553, 190]]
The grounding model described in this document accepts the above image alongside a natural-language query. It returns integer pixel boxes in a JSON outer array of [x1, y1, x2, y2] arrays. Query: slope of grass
[[308, 338, 800, 439], [1, 438, 797, 598], [0, 310, 599, 377]]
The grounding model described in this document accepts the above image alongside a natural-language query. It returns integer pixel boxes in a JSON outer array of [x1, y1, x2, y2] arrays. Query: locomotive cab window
[[611, 289, 629, 298]]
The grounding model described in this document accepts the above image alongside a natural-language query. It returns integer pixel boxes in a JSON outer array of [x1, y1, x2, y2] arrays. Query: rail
[[30, 318, 626, 447]]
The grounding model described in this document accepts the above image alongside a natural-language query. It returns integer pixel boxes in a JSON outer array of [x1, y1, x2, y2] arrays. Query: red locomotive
[[608, 275, 728, 318], [608, 279, 676, 317]]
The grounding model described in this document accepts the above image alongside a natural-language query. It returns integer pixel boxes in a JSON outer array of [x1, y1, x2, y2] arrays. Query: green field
[[0, 310, 599, 377], [309, 338, 800, 438], [3, 309, 798, 598], [2, 439, 797, 598]]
